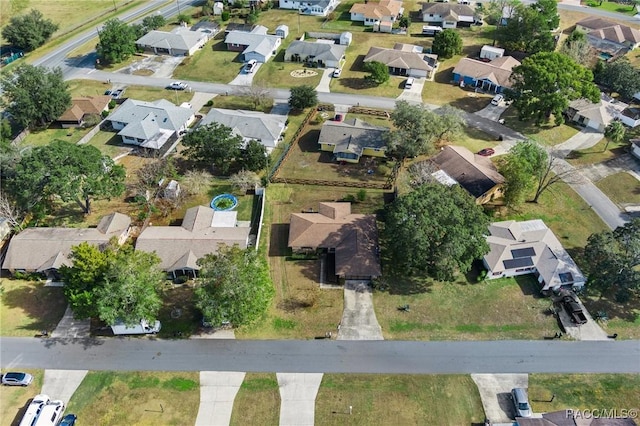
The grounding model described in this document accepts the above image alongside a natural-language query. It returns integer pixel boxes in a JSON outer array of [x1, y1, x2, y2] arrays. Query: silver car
[[511, 387, 532, 417], [2, 372, 34, 386]]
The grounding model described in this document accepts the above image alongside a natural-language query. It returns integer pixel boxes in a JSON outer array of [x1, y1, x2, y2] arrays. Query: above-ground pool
[[211, 193, 238, 211]]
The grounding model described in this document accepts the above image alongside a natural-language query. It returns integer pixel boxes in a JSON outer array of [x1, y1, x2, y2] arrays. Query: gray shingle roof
[[364, 46, 437, 72], [225, 26, 280, 57], [318, 118, 388, 155], [109, 99, 194, 134], [2, 213, 131, 272], [199, 108, 287, 149], [136, 28, 207, 51], [285, 41, 347, 62], [421, 3, 476, 18]]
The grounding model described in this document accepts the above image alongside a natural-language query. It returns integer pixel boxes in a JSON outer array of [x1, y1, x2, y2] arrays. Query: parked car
[[561, 295, 588, 325], [405, 77, 414, 89], [19, 394, 50, 426], [2, 372, 33, 386], [111, 89, 125, 99], [491, 94, 504, 106], [35, 400, 65, 426], [245, 59, 257, 73], [168, 81, 188, 90], [104, 90, 112, 96], [333, 68, 342, 78], [334, 113, 344, 122], [60, 414, 77, 426], [477, 148, 495, 156], [510, 388, 532, 418]]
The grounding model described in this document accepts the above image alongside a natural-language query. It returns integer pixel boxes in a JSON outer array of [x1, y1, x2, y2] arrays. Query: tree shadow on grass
[[581, 293, 640, 323], [377, 272, 434, 295], [2, 281, 67, 335]]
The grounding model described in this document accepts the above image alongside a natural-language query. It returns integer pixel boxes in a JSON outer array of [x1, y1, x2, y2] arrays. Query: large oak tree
[[507, 52, 600, 125], [0, 65, 71, 130], [384, 183, 490, 281], [182, 123, 243, 174], [2, 9, 58, 51], [96, 18, 138, 65]]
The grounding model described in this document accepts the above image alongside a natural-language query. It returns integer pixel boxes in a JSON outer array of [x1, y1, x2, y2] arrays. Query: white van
[[19, 394, 50, 426], [34, 400, 65, 426], [111, 319, 161, 335], [405, 77, 414, 89]]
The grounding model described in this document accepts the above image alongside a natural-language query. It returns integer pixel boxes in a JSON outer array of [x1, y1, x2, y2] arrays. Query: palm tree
[[603, 120, 625, 152]]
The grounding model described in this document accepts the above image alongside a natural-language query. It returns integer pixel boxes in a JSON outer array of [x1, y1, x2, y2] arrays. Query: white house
[[480, 45, 504, 61], [421, 3, 477, 28], [199, 108, 288, 153], [108, 99, 195, 150], [350, 0, 403, 33], [566, 94, 627, 132], [279, 0, 339, 16], [619, 107, 640, 128], [225, 25, 282, 63], [483, 220, 586, 293], [284, 41, 346, 68]]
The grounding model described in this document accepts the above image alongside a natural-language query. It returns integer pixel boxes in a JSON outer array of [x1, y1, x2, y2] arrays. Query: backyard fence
[[267, 107, 316, 182], [270, 177, 391, 189]]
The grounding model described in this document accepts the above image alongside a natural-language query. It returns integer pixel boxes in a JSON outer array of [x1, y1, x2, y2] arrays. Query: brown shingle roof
[[58, 96, 111, 122], [577, 16, 640, 45], [288, 203, 381, 279], [431, 145, 505, 198]]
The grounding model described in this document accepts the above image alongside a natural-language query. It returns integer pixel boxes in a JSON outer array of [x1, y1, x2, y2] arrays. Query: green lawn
[[581, 292, 640, 340], [173, 38, 244, 84], [315, 375, 485, 426], [529, 374, 640, 414], [66, 371, 200, 425], [20, 125, 93, 148], [596, 172, 640, 207], [0, 279, 67, 337], [584, 1, 638, 16], [83, 130, 132, 158], [565, 137, 629, 166], [0, 369, 45, 426], [500, 108, 580, 145], [230, 373, 280, 426]]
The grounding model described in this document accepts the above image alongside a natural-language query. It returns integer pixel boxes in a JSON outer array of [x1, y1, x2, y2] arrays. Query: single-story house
[[484, 220, 586, 292], [619, 107, 640, 128], [288, 202, 381, 281], [199, 108, 288, 153], [631, 138, 640, 160], [576, 17, 640, 56], [135, 26, 212, 56], [516, 410, 638, 426], [57, 95, 111, 128], [452, 55, 520, 93], [318, 118, 388, 163], [107, 99, 195, 150], [479, 45, 504, 61], [2, 213, 131, 276], [225, 25, 281, 63], [350, 0, 404, 33], [364, 44, 438, 78], [421, 3, 477, 28], [284, 41, 346, 68], [566, 93, 627, 132], [431, 145, 504, 204], [136, 206, 251, 278], [279, 0, 338, 16]]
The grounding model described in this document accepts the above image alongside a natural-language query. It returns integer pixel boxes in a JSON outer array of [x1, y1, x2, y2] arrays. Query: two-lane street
[[1, 338, 639, 374]]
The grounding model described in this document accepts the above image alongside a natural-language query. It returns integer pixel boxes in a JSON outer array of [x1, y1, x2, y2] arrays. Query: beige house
[[431, 145, 504, 204], [2, 213, 131, 276], [57, 96, 111, 128], [135, 206, 251, 278], [350, 0, 404, 32], [576, 17, 640, 57], [364, 44, 438, 78], [566, 93, 627, 132], [288, 203, 381, 281]]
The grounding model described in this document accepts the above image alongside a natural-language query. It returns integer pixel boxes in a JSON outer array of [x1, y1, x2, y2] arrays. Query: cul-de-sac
[[0, 0, 639, 425]]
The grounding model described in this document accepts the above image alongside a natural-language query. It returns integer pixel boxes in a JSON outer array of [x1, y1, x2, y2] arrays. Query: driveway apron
[[195, 371, 246, 426], [337, 280, 383, 341], [40, 369, 88, 405], [277, 373, 323, 426], [471, 373, 529, 423]]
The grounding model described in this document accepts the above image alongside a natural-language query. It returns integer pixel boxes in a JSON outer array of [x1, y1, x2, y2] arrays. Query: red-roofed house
[[57, 96, 111, 128]]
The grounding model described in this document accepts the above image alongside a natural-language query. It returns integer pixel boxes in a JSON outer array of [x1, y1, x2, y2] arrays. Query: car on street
[[477, 148, 495, 156], [333, 68, 342, 78], [245, 59, 257, 73], [511, 388, 532, 418], [60, 413, 78, 426], [491, 94, 504, 106], [167, 81, 188, 90], [1, 372, 33, 386]]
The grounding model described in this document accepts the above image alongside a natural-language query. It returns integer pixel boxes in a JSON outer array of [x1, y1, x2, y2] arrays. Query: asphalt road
[[2, 338, 639, 374]]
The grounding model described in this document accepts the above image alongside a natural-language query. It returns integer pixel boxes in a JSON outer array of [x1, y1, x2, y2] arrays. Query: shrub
[[357, 189, 367, 201], [108, 100, 116, 109], [205, 99, 214, 107], [101, 110, 109, 118], [221, 11, 230, 21]]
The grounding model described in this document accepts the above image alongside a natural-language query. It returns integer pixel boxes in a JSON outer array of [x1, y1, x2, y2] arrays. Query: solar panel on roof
[[511, 247, 535, 258], [503, 257, 534, 269]]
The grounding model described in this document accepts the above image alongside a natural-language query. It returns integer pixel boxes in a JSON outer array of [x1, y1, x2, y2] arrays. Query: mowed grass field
[[230, 373, 280, 426], [0, 279, 67, 337], [315, 374, 485, 425], [65, 371, 200, 426]]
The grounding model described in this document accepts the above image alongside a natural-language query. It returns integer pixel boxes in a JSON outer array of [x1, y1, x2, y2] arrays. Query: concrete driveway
[[40, 369, 88, 405], [316, 68, 334, 93], [580, 154, 640, 183], [396, 77, 424, 103], [116, 54, 185, 79], [472, 373, 529, 423], [337, 280, 383, 340], [229, 64, 261, 86], [475, 102, 509, 121], [554, 128, 604, 158], [195, 371, 246, 426], [277, 373, 323, 426], [51, 306, 90, 338]]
